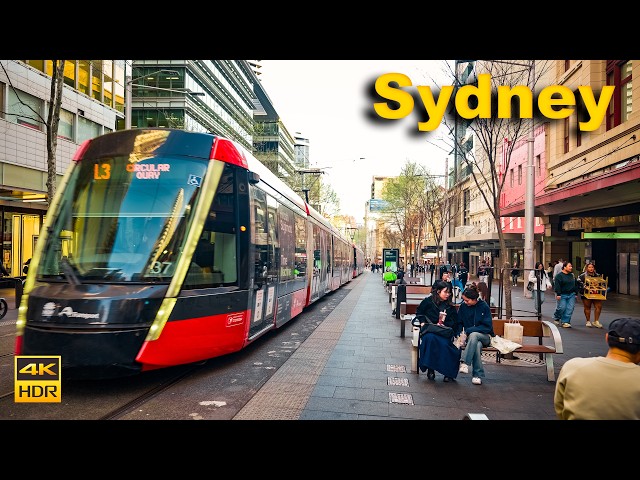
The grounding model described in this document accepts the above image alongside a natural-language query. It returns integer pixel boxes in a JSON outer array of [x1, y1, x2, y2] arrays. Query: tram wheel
[[0, 298, 7, 319]]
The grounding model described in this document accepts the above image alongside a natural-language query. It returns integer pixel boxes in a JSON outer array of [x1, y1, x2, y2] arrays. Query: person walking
[[415, 280, 462, 382], [458, 261, 469, 287], [477, 261, 489, 285], [553, 261, 578, 328], [554, 317, 640, 420], [511, 262, 519, 286], [552, 257, 564, 281], [457, 284, 495, 385], [528, 261, 552, 311], [577, 262, 604, 329]]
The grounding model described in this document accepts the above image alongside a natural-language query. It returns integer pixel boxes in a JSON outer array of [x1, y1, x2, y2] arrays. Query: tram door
[[11, 214, 41, 277], [250, 188, 277, 336]]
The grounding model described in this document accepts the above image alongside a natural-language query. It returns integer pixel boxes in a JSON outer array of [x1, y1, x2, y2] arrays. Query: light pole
[[125, 69, 204, 129], [523, 60, 536, 298], [487, 60, 537, 297]]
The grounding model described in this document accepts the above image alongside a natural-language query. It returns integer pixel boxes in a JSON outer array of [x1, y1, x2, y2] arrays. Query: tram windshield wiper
[[60, 256, 81, 285]]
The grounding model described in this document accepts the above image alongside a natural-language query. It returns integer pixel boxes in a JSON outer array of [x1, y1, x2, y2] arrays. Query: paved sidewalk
[[235, 270, 639, 420]]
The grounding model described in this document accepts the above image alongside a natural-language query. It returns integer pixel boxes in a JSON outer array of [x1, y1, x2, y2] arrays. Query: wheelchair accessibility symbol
[[188, 174, 202, 187]]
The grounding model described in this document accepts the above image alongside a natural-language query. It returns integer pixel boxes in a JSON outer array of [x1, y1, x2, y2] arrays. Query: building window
[[78, 60, 91, 96], [134, 109, 185, 129], [103, 60, 114, 109], [0, 81, 4, 120], [536, 154, 541, 177], [564, 117, 570, 153], [91, 61, 103, 102], [63, 60, 76, 89], [518, 164, 522, 185], [607, 60, 632, 130], [77, 116, 101, 143], [7, 88, 43, 131], [463, 189, 470, 225], [510, 168, 514, 187], [57, 108, 74, 141]]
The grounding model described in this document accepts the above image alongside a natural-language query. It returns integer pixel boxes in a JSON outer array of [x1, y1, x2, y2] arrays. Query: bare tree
[[421, 179, 454, 267], [380, 161, 428, 265], [46, 60, 65, 201], [441, 60, 551, 317], [1, 60, 65, 203]]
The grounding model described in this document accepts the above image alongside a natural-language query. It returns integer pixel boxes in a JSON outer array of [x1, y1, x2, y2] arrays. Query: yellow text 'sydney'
[[373, 73, 614, 132]]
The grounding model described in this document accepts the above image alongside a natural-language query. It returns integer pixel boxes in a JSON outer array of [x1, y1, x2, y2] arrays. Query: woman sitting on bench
[[415, 280, 462, 382], [457, 284, 495, 385]]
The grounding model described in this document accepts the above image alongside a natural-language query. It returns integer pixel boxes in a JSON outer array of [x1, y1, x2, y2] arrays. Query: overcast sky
[[258, 60, 454, 222]]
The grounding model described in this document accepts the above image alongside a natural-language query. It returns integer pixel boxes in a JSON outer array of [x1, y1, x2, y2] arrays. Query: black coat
[[416, 294, 462, 378], [416, 294, 462, 337]]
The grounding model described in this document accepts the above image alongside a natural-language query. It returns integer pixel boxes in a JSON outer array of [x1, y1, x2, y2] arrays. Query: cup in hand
[[438, 311, 447, 325]]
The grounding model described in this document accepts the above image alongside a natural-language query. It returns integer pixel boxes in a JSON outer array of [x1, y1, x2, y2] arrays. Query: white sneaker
[[585, 321, 593, 328], [472, 377, 482, 385], [459, 363, 469, 374], [562, 323, 572, 328], [593, 321, 603, 329]]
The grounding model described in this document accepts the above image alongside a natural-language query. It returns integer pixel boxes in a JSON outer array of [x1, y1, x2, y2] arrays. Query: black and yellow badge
[[14, 356, 61, 403]]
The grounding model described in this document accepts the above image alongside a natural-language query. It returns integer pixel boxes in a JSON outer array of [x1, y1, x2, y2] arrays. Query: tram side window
[[184, 165, 238, 289], [294, 214, 306, 278], [252, 188, 269, 285]]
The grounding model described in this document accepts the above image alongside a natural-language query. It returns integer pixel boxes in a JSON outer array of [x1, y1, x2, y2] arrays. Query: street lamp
[[125, 69, 205, 129]]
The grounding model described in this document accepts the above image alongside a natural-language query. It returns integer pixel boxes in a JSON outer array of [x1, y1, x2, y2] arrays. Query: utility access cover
[[387, 364, 407, 373], [389, 392, 414, 405]]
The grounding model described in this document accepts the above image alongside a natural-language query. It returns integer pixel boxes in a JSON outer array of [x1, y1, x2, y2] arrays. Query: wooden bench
[[395, 285, 431, 317], [395, 285, 432, 334], [404, 276, 424, 285], [389, 278, 426, 305], [410, 318, 563, 381]]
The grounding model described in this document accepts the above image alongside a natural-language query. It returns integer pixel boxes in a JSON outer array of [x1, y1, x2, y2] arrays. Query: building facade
[[0, 60, 123, 276]]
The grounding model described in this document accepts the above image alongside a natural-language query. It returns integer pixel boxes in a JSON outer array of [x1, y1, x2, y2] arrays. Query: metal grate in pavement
[[389, 392, 414, 405], [386, 364, 407, 373], [388, 377, 409, 387]]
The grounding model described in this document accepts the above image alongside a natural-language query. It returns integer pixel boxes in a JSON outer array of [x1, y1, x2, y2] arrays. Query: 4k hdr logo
[[14, 356, 61, 403]]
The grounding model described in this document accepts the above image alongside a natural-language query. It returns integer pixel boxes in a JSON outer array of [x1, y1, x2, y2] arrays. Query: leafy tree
[[380, 161, 449, 269]]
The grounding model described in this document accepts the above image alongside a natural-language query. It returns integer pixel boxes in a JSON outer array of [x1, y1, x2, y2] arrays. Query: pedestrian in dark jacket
[[457, 284, 495, 385], [553, 261, 578, 328], [458, 262, 469, 287]]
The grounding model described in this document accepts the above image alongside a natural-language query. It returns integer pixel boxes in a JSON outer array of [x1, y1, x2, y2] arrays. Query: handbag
[[527, 281, 534, 291], [503, 319, 524, 344], [490, 335, 521, 355], [420, 322, 454, 339]]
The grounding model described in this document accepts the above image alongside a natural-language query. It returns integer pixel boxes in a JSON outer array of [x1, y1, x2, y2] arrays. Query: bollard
[[463, 413, 489, 420]]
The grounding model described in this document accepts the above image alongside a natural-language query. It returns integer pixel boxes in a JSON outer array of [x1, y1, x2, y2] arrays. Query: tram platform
[[233, 270, 640, 421]]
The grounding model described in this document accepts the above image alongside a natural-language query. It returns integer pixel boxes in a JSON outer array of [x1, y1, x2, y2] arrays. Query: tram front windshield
[[37, 153, 217, 283]]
